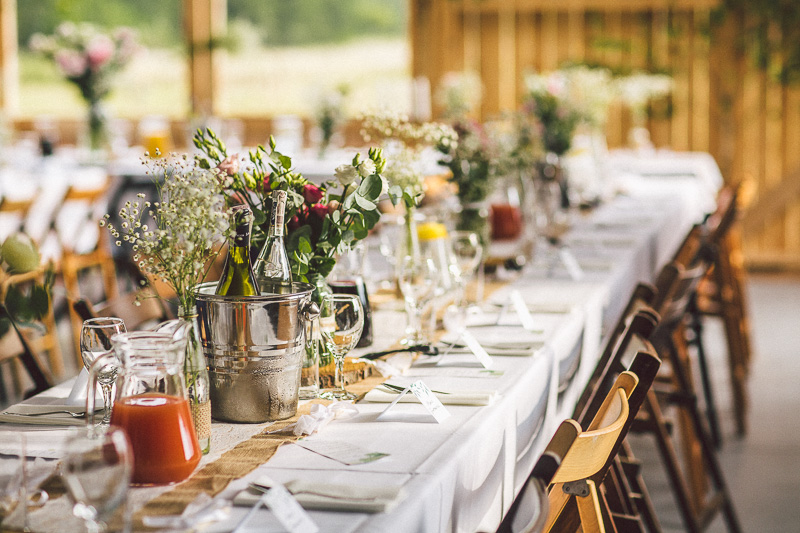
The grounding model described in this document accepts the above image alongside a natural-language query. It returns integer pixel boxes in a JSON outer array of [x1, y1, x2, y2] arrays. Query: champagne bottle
[[215, 205, 260, 296], [254, 190, 293, 294]]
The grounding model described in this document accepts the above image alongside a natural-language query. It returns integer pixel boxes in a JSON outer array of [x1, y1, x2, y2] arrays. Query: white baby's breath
[[104, 159, 230, 311]]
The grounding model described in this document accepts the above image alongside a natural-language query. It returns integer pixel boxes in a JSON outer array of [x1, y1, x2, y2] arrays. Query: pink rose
[[216, 154, 240, 176], [87, 35, 114, 70], [327, 200, 340, 215], [287, 215, 301, 232], [310, 203, 328, 219], [55, 50, 86, 77], [302, 184, 323, 204]]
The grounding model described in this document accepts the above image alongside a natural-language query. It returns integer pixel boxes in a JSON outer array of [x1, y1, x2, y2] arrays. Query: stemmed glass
[[449, 231, 484, 308], [80, 318, 126, 425], [397, 254, 440, 345], [319, 294, 365, 401], [62, 427, 132, 533]]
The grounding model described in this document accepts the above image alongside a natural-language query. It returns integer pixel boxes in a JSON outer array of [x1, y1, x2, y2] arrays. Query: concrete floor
[[631, 273, 800, 533]]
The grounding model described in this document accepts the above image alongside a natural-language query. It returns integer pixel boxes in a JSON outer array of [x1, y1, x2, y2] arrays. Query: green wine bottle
[[254, 190, 293, 294], [215, 205, 260, 296]]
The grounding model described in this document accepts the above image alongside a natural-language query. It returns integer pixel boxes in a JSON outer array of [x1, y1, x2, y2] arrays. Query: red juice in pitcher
[[111, 393, 201, 485]]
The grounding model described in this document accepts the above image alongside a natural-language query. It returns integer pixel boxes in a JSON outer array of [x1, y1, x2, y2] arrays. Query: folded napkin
[[0, 405, 89, 427], [0, 429, 74, 459], [234, 478, 406, 514], [362, 383, 496, 406], [440, 325, 544, 357], [0, 373, 101, 427]]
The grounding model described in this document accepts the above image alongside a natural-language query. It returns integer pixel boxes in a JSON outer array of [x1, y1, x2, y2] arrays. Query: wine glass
[[397, 254, 440, 345], [319, 294, 365, 401], [449, 231, 484, 308], [62, 427, 132, 533], [80, 318, 126, 425]]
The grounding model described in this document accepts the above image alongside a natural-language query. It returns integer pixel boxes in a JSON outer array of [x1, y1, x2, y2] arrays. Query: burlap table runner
[[132, 373, 387, 529]]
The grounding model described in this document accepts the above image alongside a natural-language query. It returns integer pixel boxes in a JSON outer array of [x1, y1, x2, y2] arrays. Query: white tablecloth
[[0, 150, 721, 533]]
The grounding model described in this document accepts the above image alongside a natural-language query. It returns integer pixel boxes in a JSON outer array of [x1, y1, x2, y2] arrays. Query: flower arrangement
[[360, 110, 457, 209], [523, 71, 583, 156], [435, 71, 483, 119], [101, 156, 230, 312], [193, 129, 398, 283], [29, 22, 138, 150], [616, 71, 673, 124], [559, 65, 617, 129]]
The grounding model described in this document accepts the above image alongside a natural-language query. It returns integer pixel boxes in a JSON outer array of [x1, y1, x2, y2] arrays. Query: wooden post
[[0, 0, 18, 115], [183, 0, 227, 117]]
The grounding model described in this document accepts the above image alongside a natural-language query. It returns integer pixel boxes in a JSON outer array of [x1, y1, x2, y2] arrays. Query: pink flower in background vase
[[87, 35, 114, 70], [55, 49, 86, 77], [217, 154, 240, 177]]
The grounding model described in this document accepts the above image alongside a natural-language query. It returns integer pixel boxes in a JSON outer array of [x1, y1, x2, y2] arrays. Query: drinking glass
[[62, 427, 132, 533], [397, 255, 440, 345], [319, 294, 364, 401], [80, 318, 126, 425], [0, 434, 28, 530], [449, 231, 484, 307]]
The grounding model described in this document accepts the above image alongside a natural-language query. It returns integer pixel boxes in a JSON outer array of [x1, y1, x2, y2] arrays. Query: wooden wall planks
[[412, 0, 800, 269]]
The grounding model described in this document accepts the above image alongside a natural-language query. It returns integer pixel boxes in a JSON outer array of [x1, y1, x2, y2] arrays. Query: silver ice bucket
[[195, 281, 318, 423]]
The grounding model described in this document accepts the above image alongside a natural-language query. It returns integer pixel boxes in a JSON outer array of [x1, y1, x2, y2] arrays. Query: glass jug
[[87, 331, 202, 485]]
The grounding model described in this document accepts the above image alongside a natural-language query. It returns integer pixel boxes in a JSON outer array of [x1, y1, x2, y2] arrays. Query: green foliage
[[228, 0, 406, 47], [713, 1, 800, 84], [18, 0, 182, 48], [0, 267, 54, 339], [194, 129, 388, 282]]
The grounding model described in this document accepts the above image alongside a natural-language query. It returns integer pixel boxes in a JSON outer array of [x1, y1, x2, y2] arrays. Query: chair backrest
[[500, 351, 661, 533], [554, 372, 636, 484], [572, 283, 659, 428], [72, 289, 170, 332]]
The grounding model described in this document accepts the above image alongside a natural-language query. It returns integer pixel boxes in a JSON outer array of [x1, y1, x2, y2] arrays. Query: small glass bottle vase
[[179, 305, 212, 455]]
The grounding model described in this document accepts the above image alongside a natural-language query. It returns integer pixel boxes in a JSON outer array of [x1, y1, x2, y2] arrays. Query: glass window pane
[[17, 0, 187, 119], [221, 0, 410, 118]]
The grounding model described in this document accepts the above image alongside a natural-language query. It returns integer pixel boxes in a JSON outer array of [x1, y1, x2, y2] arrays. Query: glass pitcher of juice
[[86, 331, 201, 485]]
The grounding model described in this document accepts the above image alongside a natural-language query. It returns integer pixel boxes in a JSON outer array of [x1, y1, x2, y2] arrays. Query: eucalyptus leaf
[[354, 194, 376, 211], [357, 174, 383, 201]]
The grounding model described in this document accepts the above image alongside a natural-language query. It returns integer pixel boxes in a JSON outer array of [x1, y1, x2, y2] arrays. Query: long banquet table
[[0, 149, 723, 533]]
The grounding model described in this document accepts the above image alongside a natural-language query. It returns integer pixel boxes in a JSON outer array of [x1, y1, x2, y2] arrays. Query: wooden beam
[[0, 0, 18, 115], [457, 0, 720, 14], [183, 0, 227, 116]]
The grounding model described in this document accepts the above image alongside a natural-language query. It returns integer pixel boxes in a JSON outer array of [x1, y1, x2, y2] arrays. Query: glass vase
[[310, 273, 333, 367], [87, 100, 109, 153], [179, 305, 211, 455]]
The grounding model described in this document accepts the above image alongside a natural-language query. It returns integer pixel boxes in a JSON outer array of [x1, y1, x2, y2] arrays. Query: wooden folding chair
[[574, 309, 663, 533], [0, 269, 54, 403], [645, 260, 742, 533], [692, 185, 752, 437], [71, 287, 171, 333], [50, 178, 119, 362], [498, 350, 661, 533]]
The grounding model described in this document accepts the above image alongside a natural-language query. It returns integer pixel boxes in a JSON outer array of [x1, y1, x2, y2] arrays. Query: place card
[[377, 380, 451, 423], [460, 330, 493, 369], [510, 290, 537, 331], [558, 248, 585, 281], [259, 481, 319, 533], [296, 439, 389, 466]]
